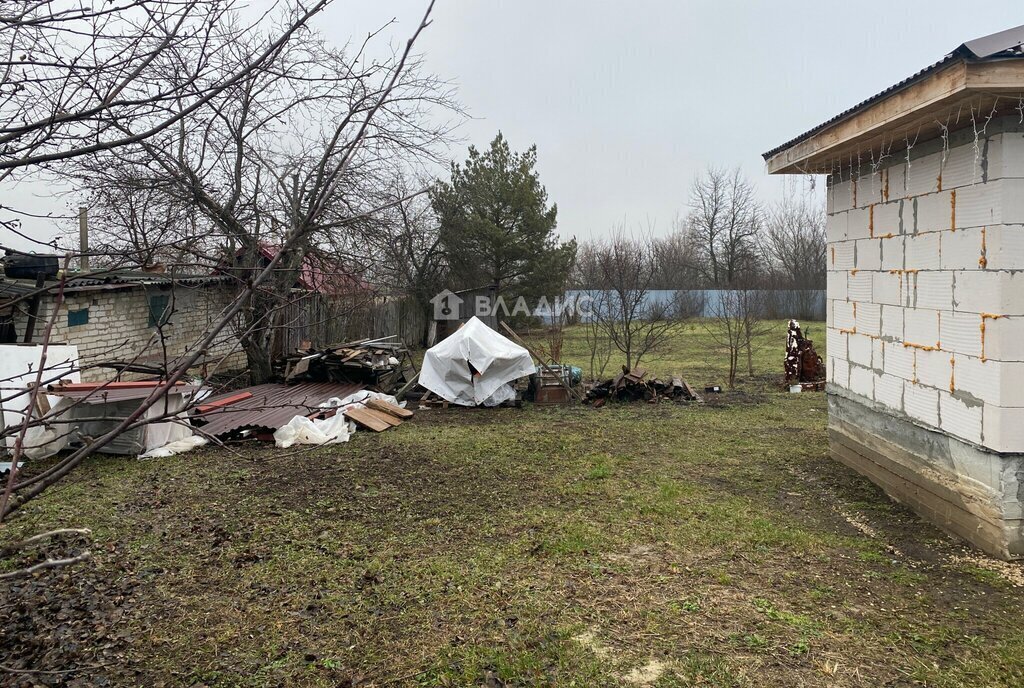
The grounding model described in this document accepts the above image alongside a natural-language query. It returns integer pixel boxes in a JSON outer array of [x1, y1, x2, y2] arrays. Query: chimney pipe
[[78, 206, 89, 273]]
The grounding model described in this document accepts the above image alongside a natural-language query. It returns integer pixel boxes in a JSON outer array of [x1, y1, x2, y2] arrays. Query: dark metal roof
[[0, 271, 230, 300], [193, 382, 364, 439], [963, 24, 1024, 59], [763, 25, 1024, 161], [49, 384, 202, 404], [0, 280, 39, 298], [61, 271, 229, 290]]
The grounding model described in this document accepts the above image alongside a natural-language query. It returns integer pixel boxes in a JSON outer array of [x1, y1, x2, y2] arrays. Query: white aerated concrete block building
[[765, 26, 1024, 559]]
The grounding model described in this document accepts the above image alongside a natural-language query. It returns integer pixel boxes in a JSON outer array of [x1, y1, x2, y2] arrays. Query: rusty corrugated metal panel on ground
[[193, 382, 363, 440]]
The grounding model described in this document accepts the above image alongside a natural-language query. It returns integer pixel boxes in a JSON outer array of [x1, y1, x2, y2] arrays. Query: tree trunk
[[245, 341, 274, 385], [728, 345, 738, 388], [421, 300, 434, 348], [241, 293, 278, 385]]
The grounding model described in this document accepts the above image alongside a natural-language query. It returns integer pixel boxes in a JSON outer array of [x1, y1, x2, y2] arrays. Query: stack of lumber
[[343, 398, 414, 432], [279, 336, 416, 392]]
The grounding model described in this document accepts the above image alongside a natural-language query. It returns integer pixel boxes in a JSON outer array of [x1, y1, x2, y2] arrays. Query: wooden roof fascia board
[[767, 60, 1024, 174], [965, 59, 1024, 90], [766, 62, 969, 174]]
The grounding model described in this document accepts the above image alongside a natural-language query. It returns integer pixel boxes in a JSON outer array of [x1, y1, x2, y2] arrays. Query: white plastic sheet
[[0, 345, 79, 453], [23, 387, 198, 460], [482, 383, 517, 407], [273, 413, 352, 449], [419, 317, 534, 406], [141, 392, 194, 451], [138, 435, 209, 459], [271, 390, 406, 448], [328, 390, 404, 413]]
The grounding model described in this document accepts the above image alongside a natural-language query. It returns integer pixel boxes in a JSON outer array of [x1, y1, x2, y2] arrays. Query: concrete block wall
[[13, 282, 246, 381], [826, 123, 1024, 454]]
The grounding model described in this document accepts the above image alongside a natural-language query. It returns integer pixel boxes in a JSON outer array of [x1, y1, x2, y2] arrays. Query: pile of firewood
[[278, 336, 416, 392], [585, 366, 701, 406], [784, 320, 825, 390]]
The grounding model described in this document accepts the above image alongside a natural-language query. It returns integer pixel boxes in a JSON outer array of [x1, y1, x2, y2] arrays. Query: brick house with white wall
[[0, 271, 247, 381], [764, 26, 1024, 558]]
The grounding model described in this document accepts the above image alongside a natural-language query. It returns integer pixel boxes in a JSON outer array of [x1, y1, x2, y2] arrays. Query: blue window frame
[[67, 308, 89, 327], [148, 294, 171, 327]]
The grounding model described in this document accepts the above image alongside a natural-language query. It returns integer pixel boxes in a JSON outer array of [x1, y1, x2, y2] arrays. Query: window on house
[[148, 294, 171, 327], [67, 308, 89, 327]]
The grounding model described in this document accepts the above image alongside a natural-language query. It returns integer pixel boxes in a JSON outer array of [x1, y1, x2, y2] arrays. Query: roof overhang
[[765, 57, 1024, 175]]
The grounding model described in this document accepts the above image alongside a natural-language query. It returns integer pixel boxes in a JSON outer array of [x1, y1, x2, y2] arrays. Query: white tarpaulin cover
[[419, 317, 534, 406]]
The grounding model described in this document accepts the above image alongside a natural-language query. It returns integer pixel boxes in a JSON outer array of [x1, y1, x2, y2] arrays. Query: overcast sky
[[3, 1, 1022, 251]]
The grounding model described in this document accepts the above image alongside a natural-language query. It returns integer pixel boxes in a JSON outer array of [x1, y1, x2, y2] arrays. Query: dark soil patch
[[0, 536, 134, 687]]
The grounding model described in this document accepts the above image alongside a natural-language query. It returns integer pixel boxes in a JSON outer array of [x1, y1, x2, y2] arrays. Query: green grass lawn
[[3, 320, 1024, 687], [521, 318, 829, 390]]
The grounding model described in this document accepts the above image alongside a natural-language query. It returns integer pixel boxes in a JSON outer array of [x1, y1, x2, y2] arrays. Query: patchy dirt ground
[[3, 391, 1024, 687]]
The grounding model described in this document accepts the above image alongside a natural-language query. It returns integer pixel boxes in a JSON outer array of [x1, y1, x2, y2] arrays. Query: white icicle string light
[[937, 114, 951, 176], [851, 148, 860, 197], [970, 96, 1000, 184], [848, 151, 855, 207], [904, 125, 921, 182]]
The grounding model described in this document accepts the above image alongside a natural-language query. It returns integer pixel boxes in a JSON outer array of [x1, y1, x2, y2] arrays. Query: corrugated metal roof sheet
[[0, 281, 39, 298], [763, 25, 1024, 161], [193, 382, 364, 439], [62, 272, 229, 290], [50, 384, 202, 404], [0, 272, 230, 302]]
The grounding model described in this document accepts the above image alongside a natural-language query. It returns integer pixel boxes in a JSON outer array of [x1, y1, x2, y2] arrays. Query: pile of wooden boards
[[585, 367, 701, 406], [279, 336, 416, 392], [343, 398, 414, 432]]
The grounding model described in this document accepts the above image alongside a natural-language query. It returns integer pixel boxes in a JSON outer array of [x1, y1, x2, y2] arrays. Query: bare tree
[[704, 289, 771, 386], [761, 185, 827, 290], [573, 243, 613, 380], [82, 172, 207, 269], [685, 167, 762, 287], [0, 0, 332, 238], [356, 176, 448, 346], [0, 2, 443, 581], [740, 291, 774, 377], [582, 231, 678, 371], [651, 222, 700, 289], [704, 290, 744, 388], [69, 8, 458, 382]]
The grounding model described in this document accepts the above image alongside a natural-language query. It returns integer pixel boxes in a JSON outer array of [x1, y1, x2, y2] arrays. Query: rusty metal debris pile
[[191, 382, 365, 442], [784, 319, 825, 391], [193, 335, 420, 443], [585, 367, 702, 407]]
